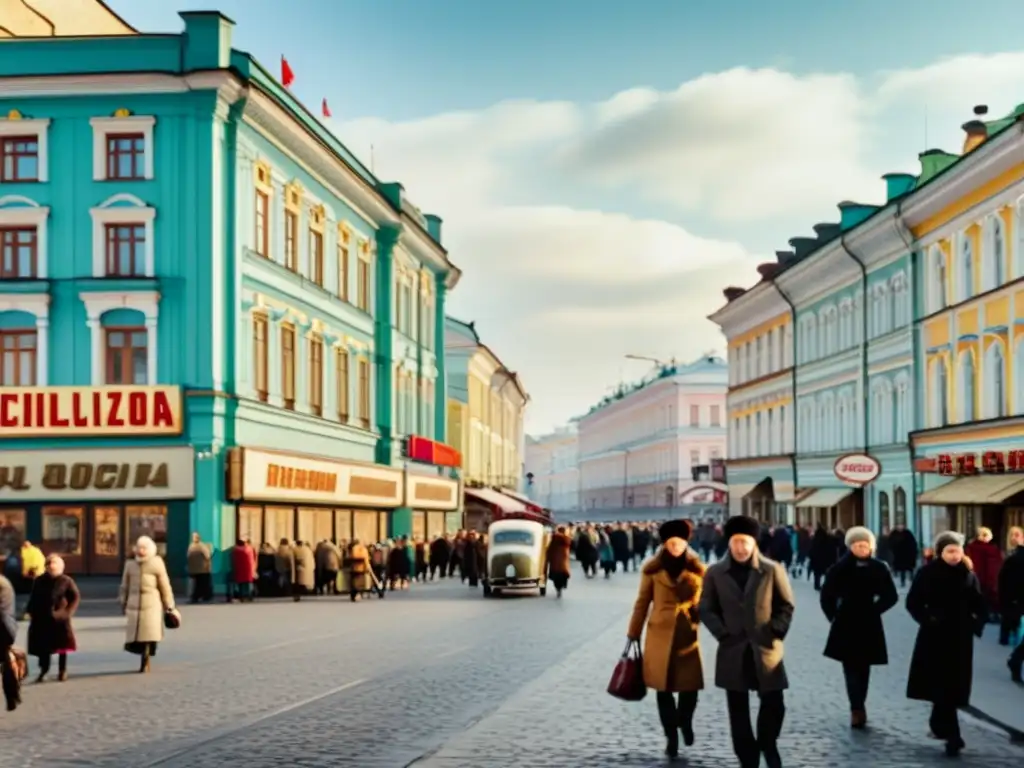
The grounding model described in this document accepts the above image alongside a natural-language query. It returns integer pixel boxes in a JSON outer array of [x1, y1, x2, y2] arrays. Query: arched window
[[932, 248, 947, 312], [878, 490, 890, 532], [983, 341, 1007, 419], [931, 358, 949, 427], [958, 349, 976, 422], [893, 487, 907, 527], [961, 233, 974, 301], [983, 215, 1005, 291]]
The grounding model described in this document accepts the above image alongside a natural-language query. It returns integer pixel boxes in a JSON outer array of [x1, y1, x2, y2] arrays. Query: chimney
[[838, 201, 880, 231], [812, 223, 841, 242], [962, 105, 989, 154], [757, 262, 780, 280], [424, 214, 443, 244], [723, 287, 746, 302], [881, 173, 917, 202], [788, 237, 818, 259], [179, 11, 234, 71], [775, 250, 795, 265]]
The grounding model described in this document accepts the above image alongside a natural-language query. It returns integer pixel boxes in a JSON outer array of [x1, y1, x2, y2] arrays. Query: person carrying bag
[[607, 639, 646, 701]]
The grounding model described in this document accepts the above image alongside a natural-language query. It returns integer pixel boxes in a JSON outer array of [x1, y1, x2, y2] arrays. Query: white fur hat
[[844, 526, 876, 551], [135, 535, 157, 558]]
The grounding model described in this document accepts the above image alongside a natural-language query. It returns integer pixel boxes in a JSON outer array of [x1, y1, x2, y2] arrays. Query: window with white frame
[[930, 247, 947, 313], [90, 115, 155, 181], [0, 116, 50, 182], [894, 376, 909, 442], [982, 215, 1005, 292], [892, 272, 909, 327], [983, 341, 1007, 419], [930, 357, 949, 427], [80, 291, 159, 386], [0, 196, 50, 279], [958, 349, 976, 422], [89, 194, 156, 278], [960, 233, 974, 302]]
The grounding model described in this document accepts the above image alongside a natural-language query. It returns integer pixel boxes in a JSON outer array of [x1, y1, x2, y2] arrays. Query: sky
[[108, 0, 1024, 434]]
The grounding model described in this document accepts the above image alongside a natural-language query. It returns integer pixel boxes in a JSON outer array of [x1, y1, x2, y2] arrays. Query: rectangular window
[[357, 358, 370, 429], [104, 223, 145, 277], [254, 190, 270, 257], [336, 348, 350, 421], [689, 449, 700, 466], [105, 327, 147, 385], [338, 238, 350, 301], [689, 404, 700, 426], [284, 211, 298, 272], [309, 229, 324, 287], [281, 324, 296, 410], [710, 404, 721, 426], [0, 329, 37, 386], [0, 227, 38, 278], [105, 134, 145, 181], [357, 256, 370, 311], [309, 334, 323, 417], [253, 314, 268, 402], [1, 136, 39, 182]]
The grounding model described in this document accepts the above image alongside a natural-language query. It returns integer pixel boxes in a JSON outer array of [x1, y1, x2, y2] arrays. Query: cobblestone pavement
[[3, 565, 1022, 767]]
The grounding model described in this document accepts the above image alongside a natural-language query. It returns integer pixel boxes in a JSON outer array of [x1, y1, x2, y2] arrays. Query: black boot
[[139, 647, 151, 674], [656, 693, 679, 760], [57, 653, 68, 682]]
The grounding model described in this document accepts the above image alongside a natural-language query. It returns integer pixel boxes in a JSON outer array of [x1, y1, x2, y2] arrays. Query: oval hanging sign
[[834, 453, 881, 486]]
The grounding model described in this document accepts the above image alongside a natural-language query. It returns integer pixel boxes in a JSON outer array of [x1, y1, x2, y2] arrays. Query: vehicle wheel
[[539, 587, 547, 597]]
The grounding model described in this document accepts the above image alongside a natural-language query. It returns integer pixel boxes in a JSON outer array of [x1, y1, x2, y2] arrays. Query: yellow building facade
[[444, 318, 528, 490]]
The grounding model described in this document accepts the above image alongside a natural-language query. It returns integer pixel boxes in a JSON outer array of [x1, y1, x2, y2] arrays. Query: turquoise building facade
[[0, 11, 462, 581]]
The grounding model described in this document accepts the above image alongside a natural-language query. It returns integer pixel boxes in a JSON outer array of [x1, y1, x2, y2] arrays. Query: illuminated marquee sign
[[936, 450, 1024, 476], [0, 386, 182, 437]]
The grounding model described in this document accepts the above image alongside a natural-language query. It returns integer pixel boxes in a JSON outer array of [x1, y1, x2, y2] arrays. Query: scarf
[[659, 547, 689, 579]]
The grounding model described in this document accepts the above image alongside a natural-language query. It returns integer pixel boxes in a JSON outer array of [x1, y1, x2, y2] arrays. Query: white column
[[87, 318, 102, 385], [145, 316, 158, 384], [35, 317, 48, 385]]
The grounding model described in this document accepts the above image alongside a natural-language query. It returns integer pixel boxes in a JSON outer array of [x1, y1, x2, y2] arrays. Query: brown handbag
[[607, 639, 646, 701]]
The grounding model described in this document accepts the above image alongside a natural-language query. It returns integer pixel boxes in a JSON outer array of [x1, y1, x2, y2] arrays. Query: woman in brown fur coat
[[627, 519, 705, 761]]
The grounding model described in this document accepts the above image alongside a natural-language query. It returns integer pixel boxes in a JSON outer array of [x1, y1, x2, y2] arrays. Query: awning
[[742, 478, 773, 499], [796, 488, 853, 508], [464, 487, 527, 513], [500, 489, 545, 513], [916, 475, 1024, 506]]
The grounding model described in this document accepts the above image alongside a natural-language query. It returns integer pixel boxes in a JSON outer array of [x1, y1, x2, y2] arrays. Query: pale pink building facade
[[577, 357, 728, 516]]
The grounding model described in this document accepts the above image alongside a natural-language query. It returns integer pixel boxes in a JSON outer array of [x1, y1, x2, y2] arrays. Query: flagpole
[[370, 144, 375, 173]]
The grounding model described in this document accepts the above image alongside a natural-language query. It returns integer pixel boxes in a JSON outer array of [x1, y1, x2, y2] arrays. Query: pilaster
[[374, 225, 400, 465], [434, 277, 448, 442]]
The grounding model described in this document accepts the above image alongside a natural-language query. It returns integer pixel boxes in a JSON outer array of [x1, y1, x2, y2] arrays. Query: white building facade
[[576, 357, 728, 520], [524, 425, 580, 516]]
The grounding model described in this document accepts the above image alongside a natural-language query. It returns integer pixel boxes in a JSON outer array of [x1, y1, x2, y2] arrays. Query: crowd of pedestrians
[[616, 516, 1024, 766]]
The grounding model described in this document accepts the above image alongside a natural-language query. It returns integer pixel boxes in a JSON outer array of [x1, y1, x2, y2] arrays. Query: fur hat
[[723, 515, 761, 541], [658, 519, 693, 542], [933, 531, 965, 556], [844, 526, 875, 551]]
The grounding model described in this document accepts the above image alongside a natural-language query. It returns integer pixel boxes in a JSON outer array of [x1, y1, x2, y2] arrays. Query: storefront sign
[[0, 386, 182, 437], [239, 448, 403, 507], [403, 436, 462, 468], [930, 450, 1024, 476], [0, 447, 194, 501], [405, 474, 459, 511], [834, 453, 881, 486]]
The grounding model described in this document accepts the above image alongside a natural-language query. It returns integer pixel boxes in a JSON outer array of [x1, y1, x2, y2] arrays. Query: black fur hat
[[658, 519, 693, 542], [723, 515, 761, 541]]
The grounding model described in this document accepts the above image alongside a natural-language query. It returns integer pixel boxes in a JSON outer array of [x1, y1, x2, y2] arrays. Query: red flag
[[281, 56, 295, 87], [322, 98, 332, 118]]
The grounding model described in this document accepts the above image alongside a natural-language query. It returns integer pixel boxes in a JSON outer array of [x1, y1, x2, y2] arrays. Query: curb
[[964, 705, 1024, 743]]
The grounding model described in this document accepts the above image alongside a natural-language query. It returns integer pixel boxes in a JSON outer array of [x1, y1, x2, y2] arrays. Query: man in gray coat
[[698, 515, 795, 768], [1, 574, 20, 710]]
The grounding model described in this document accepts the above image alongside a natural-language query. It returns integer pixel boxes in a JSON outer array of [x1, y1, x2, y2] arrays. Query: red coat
[[964, 539, 1002, 610], [232, 545, 257, 584]]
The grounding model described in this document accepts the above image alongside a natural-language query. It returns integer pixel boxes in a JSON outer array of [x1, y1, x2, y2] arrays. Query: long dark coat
[[890, 528, 918, 572], [905, 559, 986, 706], [627, 550, 706, 692], [26, 572, 80, 657], [698, 552, 795, 692], [820, 554, 897, 666], [809, 528, 838, 575], [546, 533, 573, 577]]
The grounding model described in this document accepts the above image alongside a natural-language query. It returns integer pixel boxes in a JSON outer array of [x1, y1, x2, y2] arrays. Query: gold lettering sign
[[265, 463, 338, 493], [0, 462, 169, 492], [349, 475, 398, 498], [414, 483, 452, 502]]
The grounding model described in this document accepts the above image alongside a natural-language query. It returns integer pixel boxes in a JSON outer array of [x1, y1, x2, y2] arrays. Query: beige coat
[[119, 554, 175, 645], [627, 550, 706, 692], [294, 544, 315, 590], [697, 552, 795, 692], [186, 542, 212, 575]]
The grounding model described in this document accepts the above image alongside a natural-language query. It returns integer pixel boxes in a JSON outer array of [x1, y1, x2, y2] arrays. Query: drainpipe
[[769, 279, 799, 496], [838, 234, 869, 453]]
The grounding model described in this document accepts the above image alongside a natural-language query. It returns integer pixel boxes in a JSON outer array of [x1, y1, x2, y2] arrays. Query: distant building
[[0, 0, 137, 37], [524, 424, 580, 517], [576, 356, 727, 521]]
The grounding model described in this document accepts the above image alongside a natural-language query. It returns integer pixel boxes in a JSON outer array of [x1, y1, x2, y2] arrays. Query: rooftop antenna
[[370, 144, 375, 173]]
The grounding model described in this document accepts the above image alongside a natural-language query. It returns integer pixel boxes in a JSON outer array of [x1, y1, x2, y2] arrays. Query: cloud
[[331, 52, 1024, 432]]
